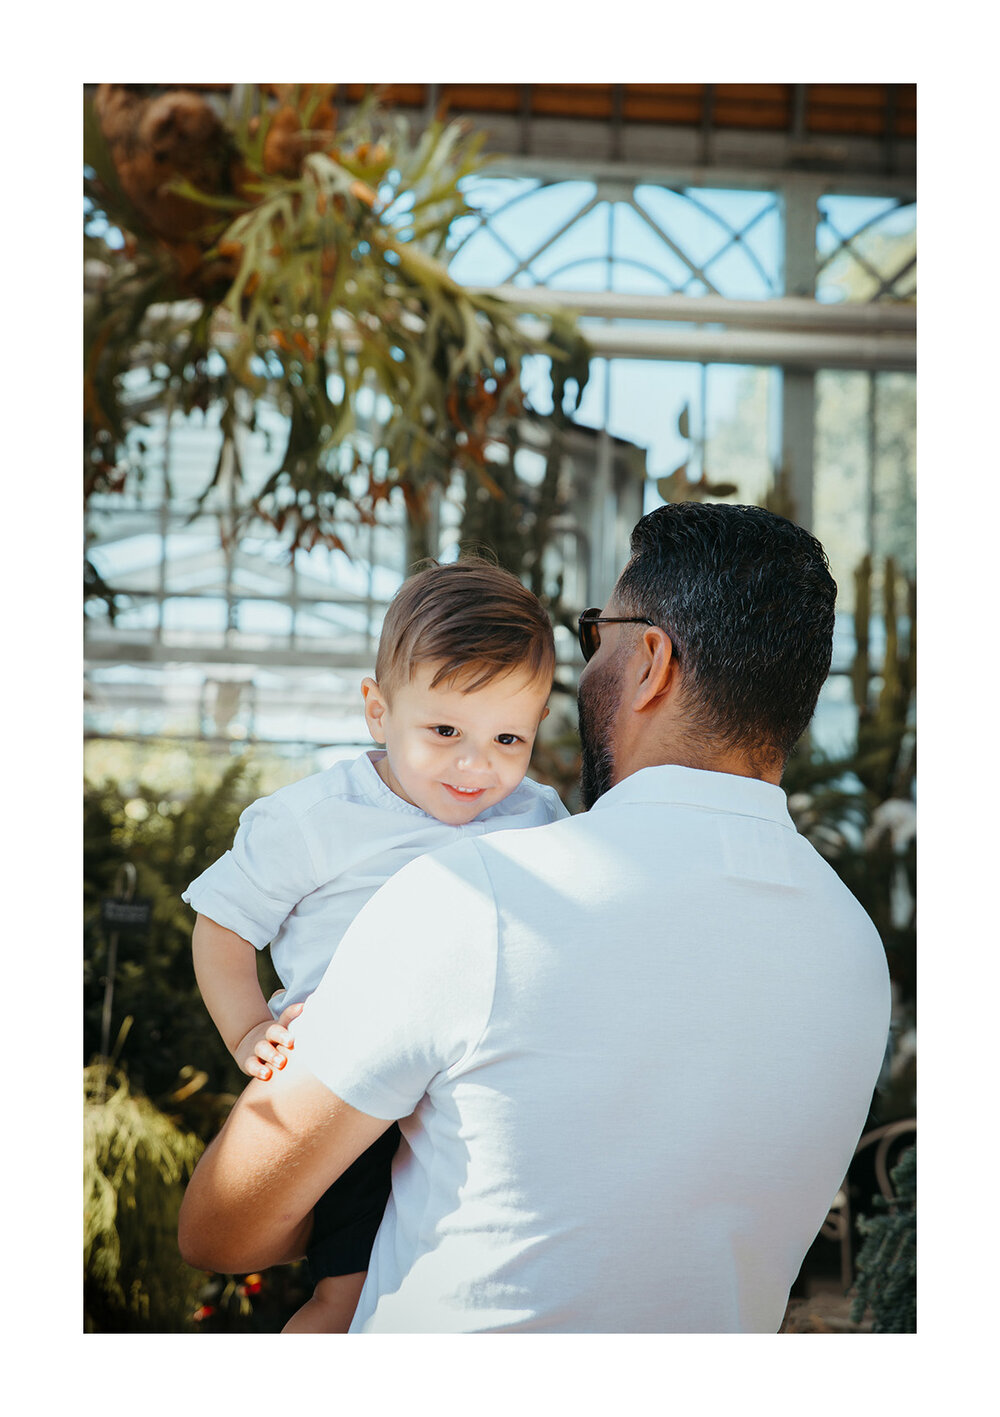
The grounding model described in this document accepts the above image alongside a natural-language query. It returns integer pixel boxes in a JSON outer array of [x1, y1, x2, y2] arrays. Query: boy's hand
[[234, 1002, 305, 1081]]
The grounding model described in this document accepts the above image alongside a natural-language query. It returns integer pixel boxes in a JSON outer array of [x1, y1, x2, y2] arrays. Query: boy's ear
[[540, 705, 550, 722], [361, 677, 389, 743]]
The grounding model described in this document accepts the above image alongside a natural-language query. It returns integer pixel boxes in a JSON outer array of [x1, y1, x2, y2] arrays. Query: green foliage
[[849, 1145, 916, 1333], [84, 1061, 205, 1332], [84, 84, 590, 576], [84, 757, 272, 1099], [83, 760, 311, 1331]]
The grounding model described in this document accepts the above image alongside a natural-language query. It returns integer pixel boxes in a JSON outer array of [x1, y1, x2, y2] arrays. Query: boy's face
[[362, 662, 551, 826]]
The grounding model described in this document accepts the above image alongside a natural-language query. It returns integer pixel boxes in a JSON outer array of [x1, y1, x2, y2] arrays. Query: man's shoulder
[[469, 802, 584, 871]]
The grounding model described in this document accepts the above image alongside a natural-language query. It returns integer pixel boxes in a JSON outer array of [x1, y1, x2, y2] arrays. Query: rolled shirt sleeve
[[290, 838, 499, 1120], [182, 795, 321, 948]]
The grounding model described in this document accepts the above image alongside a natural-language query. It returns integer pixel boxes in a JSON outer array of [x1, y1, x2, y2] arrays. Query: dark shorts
[[306, 1123, 401, 1285]]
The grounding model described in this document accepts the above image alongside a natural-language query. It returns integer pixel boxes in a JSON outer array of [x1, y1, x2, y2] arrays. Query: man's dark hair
[[614, 502, 837, 771]]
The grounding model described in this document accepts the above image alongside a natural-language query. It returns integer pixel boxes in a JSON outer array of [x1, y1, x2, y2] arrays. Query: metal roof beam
[[573, 322, 914, 371], [466, 285, 915, 334], [484, 151, 916, 198]]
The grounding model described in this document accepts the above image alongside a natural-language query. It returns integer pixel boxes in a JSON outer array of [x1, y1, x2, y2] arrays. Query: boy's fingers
[[257, 1037, 289, 1070]]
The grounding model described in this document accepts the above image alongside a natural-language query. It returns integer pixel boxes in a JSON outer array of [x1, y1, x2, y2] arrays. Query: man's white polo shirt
[[292, 764, 891, 1333]]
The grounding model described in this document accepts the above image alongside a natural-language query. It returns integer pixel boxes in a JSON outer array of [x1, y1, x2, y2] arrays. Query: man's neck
[[614, 741, 783, 788]]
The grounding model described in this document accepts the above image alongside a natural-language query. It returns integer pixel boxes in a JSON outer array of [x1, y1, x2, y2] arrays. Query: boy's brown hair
[[374, 558, 556, 698]]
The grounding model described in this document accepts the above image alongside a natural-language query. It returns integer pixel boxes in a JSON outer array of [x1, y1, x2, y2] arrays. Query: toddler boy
[[183, 559, 568, 1332]]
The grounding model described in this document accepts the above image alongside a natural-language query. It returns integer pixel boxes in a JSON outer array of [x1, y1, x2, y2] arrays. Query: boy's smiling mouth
[[443, 784, 487, 799]]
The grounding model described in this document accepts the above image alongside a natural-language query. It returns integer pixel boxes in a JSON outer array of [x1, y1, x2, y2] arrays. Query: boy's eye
[[432, 725, 457, 737], [496, 733, 521, 746]]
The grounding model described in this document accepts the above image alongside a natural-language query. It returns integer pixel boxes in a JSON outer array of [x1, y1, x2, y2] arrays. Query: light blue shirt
[[182, 750, 568, 1014]]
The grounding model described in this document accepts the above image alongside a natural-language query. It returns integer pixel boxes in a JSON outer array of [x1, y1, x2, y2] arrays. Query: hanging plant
[[84, 83, 590, 569]]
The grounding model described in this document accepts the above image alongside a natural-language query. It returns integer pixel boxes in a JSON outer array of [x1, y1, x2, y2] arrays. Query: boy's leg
[[281, 1123, 400, 1334], [281, 1272, 367, 1334]]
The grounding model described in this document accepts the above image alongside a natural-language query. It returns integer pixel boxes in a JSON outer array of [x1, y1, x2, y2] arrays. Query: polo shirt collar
[[589, 764, 795, 830]]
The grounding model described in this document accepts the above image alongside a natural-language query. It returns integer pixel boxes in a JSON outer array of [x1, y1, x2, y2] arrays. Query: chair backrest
[[854, 1118, 916, 1202]]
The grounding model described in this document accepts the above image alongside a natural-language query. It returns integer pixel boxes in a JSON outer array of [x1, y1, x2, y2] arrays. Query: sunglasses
[[577, 608, 657, 663]]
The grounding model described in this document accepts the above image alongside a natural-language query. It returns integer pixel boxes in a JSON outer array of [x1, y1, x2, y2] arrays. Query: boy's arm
[[191, 914, 299, 1079]]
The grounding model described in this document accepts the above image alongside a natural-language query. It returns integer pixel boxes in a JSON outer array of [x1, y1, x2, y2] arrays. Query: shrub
[[849, 1144, 916, 1333], [84, 1060, 204, 1331]]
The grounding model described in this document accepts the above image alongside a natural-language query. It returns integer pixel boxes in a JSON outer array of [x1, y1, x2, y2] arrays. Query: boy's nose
[[456, 744, 489, 771]]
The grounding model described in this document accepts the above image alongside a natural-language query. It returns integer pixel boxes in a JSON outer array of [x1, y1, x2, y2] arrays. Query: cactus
[[851, 554, 915, 801]]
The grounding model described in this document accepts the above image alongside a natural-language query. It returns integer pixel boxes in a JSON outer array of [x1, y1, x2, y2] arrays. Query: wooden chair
[[819, 1117, 916, 1292]]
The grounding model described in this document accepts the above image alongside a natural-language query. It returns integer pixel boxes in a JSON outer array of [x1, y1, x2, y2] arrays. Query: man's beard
[[577, 653, 623, 810]]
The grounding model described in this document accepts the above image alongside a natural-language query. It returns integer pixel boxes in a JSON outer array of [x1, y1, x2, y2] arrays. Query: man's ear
[[631, 628, 678, 712], [361, 677, 389, 743]]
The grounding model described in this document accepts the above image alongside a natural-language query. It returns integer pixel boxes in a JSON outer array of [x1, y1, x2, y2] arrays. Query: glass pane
[[88, 531, 164, 585], [450, 179, 782, 298], [632, 186, 780, 299], [738, 203, 781, 293], [161, 526, 230, 595], [606, 360, 700, 489], [814, 370, 871, 616], [544, 257, 615, 292], [480, 181, 597, 262], [612, 204, 701, 291], [815, 366, 915, 658], [166, 412, 228, 505], [233, 600, 293, 640], [701, 240, 776, 301], [873, 373, 916, 577], [528, 201, 611, 286], [86, 598, 160, 637], [447, 225, 521, 284], [703, 365, 775, 507], [449, 178, 600, 285], [161, 596, 229, 638], [817, 196, 916, 304], [456, 175, 541, 219]]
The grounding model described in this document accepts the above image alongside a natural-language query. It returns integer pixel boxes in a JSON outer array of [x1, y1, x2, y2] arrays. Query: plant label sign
[[100, 897, 153, 936]]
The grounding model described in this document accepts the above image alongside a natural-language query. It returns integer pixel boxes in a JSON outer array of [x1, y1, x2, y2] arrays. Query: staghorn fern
[[84, 84, 589, 567]]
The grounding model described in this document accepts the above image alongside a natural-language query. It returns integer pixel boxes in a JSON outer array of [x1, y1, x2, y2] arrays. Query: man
[[178, 502, 891, 1333]]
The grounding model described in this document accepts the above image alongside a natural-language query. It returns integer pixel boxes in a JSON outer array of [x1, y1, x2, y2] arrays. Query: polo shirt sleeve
[[181, 794, 321, 948], [290, 839, 499, 1121]]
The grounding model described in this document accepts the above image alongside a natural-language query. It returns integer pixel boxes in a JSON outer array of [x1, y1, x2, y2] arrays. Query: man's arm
[[180, 838, 499, 1277], [177, 1057, 391, 1275]]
